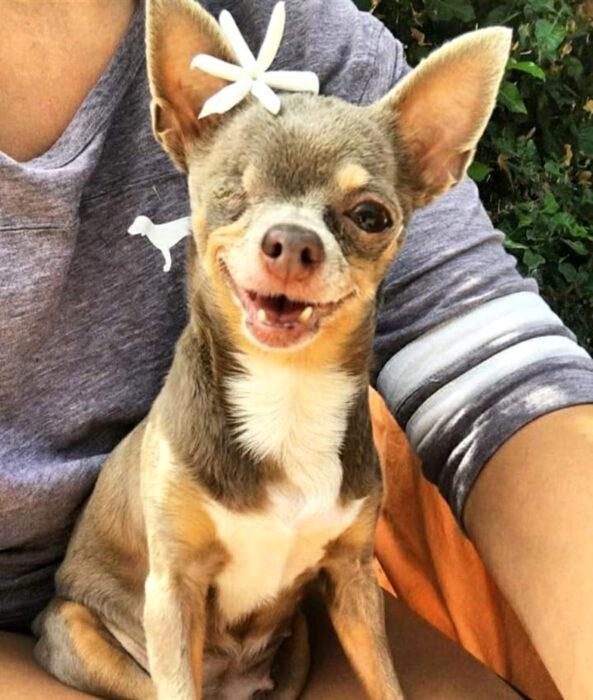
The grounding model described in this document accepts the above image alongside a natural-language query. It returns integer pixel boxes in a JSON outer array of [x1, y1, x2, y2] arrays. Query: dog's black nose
[[261, 225, 325, 281]]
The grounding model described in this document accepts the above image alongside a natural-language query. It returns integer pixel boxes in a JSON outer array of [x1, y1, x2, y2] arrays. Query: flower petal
[[191, 54, 246, 82], [219, 9, 256, 70], [191, 3, 321, 121], [199, 78, 253, 119], [255, 2, 285, 73], [251, 80, 281, 114], [262, 70, 320, 94]]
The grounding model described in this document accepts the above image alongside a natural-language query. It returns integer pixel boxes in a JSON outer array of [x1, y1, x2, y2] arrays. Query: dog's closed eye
[[212, 187, 248, 222]]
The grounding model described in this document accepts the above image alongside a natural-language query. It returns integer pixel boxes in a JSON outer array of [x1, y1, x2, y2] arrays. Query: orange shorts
[[369, 389, 560, 700]]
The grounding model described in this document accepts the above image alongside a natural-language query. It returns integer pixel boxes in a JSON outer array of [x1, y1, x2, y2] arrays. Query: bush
[[355, 0, 593, 353]]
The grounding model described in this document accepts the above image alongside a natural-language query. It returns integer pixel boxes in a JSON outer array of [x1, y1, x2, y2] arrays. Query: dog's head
[[147, 0, 510, 364]]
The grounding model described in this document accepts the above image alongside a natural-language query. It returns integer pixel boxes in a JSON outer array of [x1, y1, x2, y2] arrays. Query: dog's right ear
[[147, 0, 237, 171], [374, 27, 511, 208]]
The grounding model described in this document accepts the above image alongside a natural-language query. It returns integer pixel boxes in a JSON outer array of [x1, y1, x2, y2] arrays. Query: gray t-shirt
[[1, 0, 592, 631]]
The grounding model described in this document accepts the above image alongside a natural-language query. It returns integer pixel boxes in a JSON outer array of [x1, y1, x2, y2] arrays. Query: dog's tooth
[[299, 306, 313, 322], [257, 308, 267, 322]]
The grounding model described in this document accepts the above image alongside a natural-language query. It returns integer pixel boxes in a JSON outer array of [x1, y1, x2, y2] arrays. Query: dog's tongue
[[256, 294, 307, 324], [236, 285, 338, 348]]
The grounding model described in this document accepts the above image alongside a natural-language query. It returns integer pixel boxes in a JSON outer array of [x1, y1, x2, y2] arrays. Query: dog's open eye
[[347, 202, 392, 234]]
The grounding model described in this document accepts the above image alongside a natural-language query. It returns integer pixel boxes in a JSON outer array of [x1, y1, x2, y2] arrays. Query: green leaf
[[564, 57, 584, 80], [582, 190, 593, 209], [542, 193, 560, 214], [507, 58, 546, 81], [424, 0, 475, 22], [527, 0, 555, 13], [559, 261, 578, 283], [564, 240, 590, 256], [504, 237, 529, 250], [577, 126, 593, 157], [468, 161, 492, 182], [523, 250, 546, 270], [564, 223, 592, 239], [551, 211, 576, 231], [517, 23, 532, 48], [486, 6, 521, 25], [544, 159, 563, 178], [535, 19, 566, 61], [352, 0, 372, 9], [498, 81, 528, 114]]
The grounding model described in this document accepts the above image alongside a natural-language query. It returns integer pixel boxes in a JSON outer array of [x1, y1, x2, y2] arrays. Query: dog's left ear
[[146, 0, 238, 171], [375, 27, 511, 207]]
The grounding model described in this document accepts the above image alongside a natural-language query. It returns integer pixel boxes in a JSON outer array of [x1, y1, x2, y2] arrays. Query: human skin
[[0, 594, 521, 699], [1, 1, 592, 698], [465, 405, 593, 700], [0, 0, 137, 161]]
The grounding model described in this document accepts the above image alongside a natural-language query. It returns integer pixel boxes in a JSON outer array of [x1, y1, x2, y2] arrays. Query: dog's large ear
[[375, 27, 511, 207], [146, 0, 238, 171]]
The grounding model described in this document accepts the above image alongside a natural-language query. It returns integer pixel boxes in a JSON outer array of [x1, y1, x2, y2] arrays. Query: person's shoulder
[[201, 0, 406, 103]]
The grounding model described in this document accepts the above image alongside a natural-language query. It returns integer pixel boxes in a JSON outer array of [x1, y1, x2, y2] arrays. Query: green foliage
[[357, 0, 593, 352]]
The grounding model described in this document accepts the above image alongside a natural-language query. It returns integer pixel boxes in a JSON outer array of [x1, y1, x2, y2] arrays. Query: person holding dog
[[1, 1, 591, 699]]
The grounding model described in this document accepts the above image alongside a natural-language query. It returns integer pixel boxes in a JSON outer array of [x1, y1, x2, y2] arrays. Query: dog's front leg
[[144, 568, 207, 700], [323, 556, 405, 700]]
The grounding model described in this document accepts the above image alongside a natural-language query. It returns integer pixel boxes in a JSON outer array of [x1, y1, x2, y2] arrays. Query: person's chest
[[0, 60, 190, 551], [0, 0, 137, 162]]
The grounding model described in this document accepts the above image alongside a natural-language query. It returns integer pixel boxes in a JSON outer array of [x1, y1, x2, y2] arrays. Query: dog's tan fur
[[335, 163, 372, 194], [33, 2, 510, 698]]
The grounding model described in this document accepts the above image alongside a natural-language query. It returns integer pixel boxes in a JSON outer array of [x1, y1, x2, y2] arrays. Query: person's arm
[[465, 404, 593, 700]]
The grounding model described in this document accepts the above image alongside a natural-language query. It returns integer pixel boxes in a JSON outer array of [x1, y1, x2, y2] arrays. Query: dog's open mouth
[[221, 263, 351, 348]]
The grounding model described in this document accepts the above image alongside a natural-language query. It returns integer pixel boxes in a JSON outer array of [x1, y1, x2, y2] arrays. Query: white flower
[[191, 2, 320, 118]]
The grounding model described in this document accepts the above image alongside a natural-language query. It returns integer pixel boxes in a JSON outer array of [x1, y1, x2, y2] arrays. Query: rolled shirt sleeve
[[374, 178, 593, 522]]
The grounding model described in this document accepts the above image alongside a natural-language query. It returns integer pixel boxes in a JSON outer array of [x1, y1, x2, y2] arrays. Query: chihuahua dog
[[33, 1, 510, 698]]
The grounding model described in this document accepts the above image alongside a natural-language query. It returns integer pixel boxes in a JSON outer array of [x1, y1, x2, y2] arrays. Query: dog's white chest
[[205, 493, 362, 622], [208, 359, 362, 621]]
